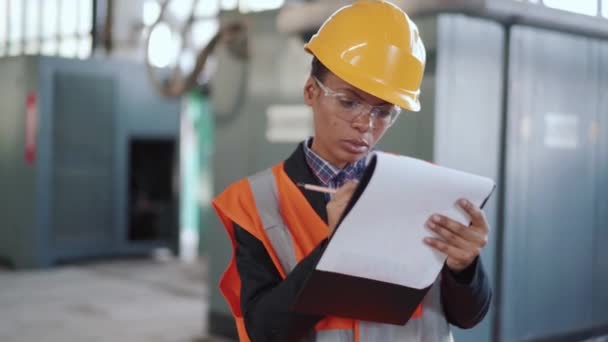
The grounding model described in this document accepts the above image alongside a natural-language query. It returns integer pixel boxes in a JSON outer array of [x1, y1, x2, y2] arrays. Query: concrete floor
[[2, 259, 605, 342], [0, 258, 232, 342]]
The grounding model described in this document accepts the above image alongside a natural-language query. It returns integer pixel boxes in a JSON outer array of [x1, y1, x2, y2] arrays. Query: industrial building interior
[[0, 0, 607, 341]]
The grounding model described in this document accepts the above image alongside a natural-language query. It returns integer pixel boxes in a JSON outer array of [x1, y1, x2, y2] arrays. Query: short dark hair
[[311, 57, 330, 81]]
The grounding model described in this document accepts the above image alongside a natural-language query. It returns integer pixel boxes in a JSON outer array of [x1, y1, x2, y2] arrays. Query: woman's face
[[303, 72, 393, 168]]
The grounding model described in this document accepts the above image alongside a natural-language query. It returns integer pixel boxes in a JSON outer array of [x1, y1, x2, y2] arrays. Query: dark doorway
[[128, 138, 177, 242]]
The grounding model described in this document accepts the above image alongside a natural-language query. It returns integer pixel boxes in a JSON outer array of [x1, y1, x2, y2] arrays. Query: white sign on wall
[[266, 104, 314, 143], [544, 112, 579, 150]]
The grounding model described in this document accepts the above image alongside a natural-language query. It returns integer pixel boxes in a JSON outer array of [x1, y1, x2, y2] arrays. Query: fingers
[[338, 180, 359, 194], [457, 199, 489, 234], [424, 235, 481, 272], [326, 181, 359, 233], [423, 237, 475, 265], [425, 200, 490, 272], [425, 219, 478, 250], [427, 214, 487, 248], [331, 181, 358, 203]]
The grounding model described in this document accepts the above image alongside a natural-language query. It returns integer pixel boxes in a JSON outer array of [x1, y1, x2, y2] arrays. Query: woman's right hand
[[326, 181, 359, 234]]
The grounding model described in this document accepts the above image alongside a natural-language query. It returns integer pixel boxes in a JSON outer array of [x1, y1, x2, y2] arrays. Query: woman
[[213, 2, 492, 341]]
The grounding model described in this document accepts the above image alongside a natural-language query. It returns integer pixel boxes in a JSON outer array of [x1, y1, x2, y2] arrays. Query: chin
[[337, 151, 365, 165]]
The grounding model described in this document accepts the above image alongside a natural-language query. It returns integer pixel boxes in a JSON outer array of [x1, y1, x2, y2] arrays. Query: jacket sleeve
[[234, 223, 327, 342], [440, 257, 492, 329]]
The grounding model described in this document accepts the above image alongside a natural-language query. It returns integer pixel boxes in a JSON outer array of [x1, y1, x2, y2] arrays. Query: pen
[[297, 183, 337, 194]]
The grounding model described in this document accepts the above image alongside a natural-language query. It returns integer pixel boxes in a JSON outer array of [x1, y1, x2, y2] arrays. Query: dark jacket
[[233, 143, 492, 342]]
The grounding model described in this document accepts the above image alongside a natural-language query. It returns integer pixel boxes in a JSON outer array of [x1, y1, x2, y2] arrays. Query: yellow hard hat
[[305, 0, 426, 112]]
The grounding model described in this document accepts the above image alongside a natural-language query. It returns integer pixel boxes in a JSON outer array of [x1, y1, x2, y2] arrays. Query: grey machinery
[[0, 56, 180, 269]]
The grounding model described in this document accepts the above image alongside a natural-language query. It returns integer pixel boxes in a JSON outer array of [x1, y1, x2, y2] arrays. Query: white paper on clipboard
[[316, 152, 496, 290]]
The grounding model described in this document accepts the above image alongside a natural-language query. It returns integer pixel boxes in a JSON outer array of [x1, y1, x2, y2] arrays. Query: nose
[[351, 111, 374, 132]]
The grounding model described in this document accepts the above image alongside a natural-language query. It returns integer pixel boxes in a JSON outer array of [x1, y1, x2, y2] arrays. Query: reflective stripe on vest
[[249, 168, 297, 274], [249, 169, 353, 342], [248, 168, 454, 342], [358, 280, 453, 342]]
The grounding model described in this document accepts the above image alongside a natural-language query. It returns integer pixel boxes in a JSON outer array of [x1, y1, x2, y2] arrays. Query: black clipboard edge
[[292, 269, 433, 325]]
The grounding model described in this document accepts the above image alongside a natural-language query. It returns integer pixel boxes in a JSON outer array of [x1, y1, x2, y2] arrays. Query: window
[[514, 0, 608, 17], [24, 0, 40, 54], [148, 23, 177, 68], [544, 0, 598, 16], [196, 0, 219, 17], [8, 0, 24, 55], [60, 0, 78, 36], [221, 0, 238, 11], [41, 0, 58, 40], [239, 0, 284, 13], [78, 36, 92, 59], [143, 1, 161, 26], [0, 0, 94, 59], [78, 0, 93, 57], [144, 0, 220, 68], [191, 20, 220, 49], [59, 0, 78, 57], [168, 0, 195, 22], [0, 0, 7, 56], [41, 39, 57, 56], [59, 38, 79, 58]]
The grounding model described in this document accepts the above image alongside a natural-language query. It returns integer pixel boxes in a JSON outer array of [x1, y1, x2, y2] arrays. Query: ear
[[303, 77, 316, 106]]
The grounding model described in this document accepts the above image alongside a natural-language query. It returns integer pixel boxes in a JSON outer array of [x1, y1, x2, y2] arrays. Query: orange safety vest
[[213, 163, 428, 342]]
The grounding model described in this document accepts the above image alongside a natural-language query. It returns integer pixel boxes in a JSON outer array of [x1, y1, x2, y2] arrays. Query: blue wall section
[[501, 26, 608, 341], [433, 15, 506, 342]]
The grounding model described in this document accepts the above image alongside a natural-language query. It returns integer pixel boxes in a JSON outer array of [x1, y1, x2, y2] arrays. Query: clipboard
[[292, 152, 496, 325]]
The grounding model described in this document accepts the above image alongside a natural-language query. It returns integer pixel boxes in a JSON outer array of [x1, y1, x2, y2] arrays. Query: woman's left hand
[[424, 199, 489, 273]]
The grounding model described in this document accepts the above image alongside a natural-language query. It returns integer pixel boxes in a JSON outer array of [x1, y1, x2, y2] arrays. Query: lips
[[340, 138, 370, 155]]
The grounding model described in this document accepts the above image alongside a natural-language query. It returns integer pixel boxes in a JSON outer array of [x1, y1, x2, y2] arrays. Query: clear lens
[[315, 77, 401, 128], [327, 95, 400, 127]]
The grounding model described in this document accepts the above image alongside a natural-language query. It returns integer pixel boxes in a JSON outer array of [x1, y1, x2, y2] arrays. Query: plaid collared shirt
[[303, 138, 368, 192]]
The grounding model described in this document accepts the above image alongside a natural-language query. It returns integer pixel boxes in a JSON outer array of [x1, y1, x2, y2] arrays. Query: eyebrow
[[336, 87, 392, 107]]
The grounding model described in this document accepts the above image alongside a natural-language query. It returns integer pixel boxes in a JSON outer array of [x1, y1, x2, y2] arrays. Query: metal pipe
[[4, 0, 10, 53], [91, 0, 99, 52], [492, 19, 513, 342], [104, 0, 114, 53]]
